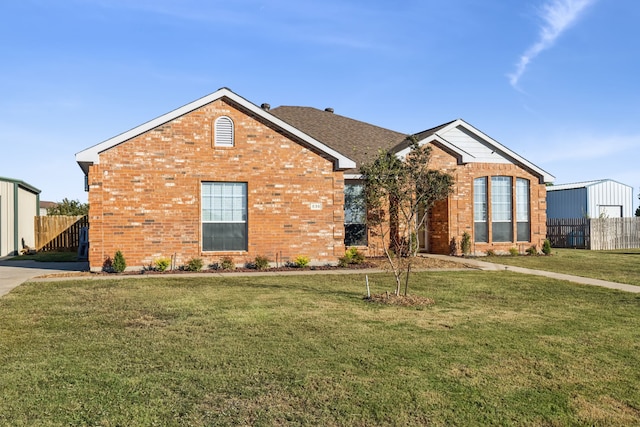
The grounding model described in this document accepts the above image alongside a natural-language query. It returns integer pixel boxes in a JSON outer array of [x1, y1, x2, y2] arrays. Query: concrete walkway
[[0, 259, 89, 298], [0, 254, 638, 297], [425, 254, 640, 293]]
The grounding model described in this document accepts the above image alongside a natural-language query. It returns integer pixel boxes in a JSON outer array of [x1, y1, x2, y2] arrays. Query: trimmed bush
[[338, 247, 365, 267], [154, 257, 171, 272], [220, 256, 235, 270], [185, 258, 204, 272], [509, 247, 519, 256], [254, 255, 270, 270], [542, 239, 552, 255], [293, 255, 310, 268]]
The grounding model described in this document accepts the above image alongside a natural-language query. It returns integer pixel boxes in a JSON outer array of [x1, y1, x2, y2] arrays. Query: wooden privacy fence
[[547, 217, 640, 250], [35, 215, 88, 252], [590, 217, 640, 250]]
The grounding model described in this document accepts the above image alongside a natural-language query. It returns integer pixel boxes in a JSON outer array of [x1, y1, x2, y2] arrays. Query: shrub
[[254, 255, 270, 270], [486, 249, 496, 257], [509, 247, 519, 256], [220, 256, 235, 270], [542, 239, 552, 255], [185, 258, 204, 272], [461, 232, 471, 256], [293, 255, 310, 268], [338, 247, 365, 267], [154, 257, 171, 272], [112, 250, 126, 273], [526, 245, 538, 256]]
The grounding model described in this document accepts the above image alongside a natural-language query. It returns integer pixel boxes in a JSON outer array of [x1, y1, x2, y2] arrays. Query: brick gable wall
[[429, 145, 548, 255], [362, 143, 547, 256], [87, 99, 345, 271]]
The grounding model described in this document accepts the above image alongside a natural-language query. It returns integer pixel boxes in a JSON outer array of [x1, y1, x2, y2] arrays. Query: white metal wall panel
[[440, 126, 511, 164], [587, 181, 634, 218], [17, 187, 37, 249]]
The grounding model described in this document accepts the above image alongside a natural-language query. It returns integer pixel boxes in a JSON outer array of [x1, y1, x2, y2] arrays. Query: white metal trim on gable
[[547, 179, 632, 192], [75, 88, 356, 173], [396, 119, 554, 184]]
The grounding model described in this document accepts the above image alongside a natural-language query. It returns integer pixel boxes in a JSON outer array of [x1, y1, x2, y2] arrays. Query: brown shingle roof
[[390, 120, 456, 153], [270, 106, 408, 174]]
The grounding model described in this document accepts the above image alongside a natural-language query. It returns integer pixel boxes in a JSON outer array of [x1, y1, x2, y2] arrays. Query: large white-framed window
[[202, 182, 247, 251], [344, 183, 367, 246], [474, 177, 488, 242], [214, 116, 234, 147], [516, 178, 530, 241], [491, 176, 513, 242]]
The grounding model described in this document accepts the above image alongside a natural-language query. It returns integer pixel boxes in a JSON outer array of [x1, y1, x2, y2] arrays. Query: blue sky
[[1, 0, 638, 210]]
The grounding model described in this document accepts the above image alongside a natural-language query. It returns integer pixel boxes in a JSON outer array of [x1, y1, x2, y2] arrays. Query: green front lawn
[[1, 272, 639, 426], [482, 248, 640, 286]]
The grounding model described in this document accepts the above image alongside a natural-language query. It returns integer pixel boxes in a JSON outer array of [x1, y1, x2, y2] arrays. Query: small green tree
[[361, 136, 454, 296], [47, 198, 89, 216], [636, 190, 640, 217], [460, 231, 471, 256], [112, 250, 126, 273]]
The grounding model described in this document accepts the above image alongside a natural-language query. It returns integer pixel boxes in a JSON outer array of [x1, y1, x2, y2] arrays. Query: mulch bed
[[35, 256, 473, 279]]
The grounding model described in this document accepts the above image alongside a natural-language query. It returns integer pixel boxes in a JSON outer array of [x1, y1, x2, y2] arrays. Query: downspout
[[13, 182, 19, 255]]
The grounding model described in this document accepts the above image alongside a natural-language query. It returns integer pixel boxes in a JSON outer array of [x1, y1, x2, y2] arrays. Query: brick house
[[76, 88, 553, 271], [271, 107, 554, 256]]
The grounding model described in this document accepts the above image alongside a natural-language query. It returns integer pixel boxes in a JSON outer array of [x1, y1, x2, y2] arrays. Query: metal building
[[547, 179, 634, 219], [0, 176, 41, 257]]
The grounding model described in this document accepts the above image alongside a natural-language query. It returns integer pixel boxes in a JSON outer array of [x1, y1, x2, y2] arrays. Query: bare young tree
[[360, 137, 454, 296]]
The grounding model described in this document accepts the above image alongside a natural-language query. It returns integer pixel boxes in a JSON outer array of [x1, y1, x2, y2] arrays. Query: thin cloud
[[509, 0, 596, 88]]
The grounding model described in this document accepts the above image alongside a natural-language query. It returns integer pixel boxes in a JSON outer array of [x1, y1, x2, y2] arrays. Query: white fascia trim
[[395, 133, 474, 163], [75, 88, 356, 172], [443, 119, 555, 184]]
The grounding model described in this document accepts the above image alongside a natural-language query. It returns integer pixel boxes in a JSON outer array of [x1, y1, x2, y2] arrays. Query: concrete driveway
[[0, 259, 89, 297]]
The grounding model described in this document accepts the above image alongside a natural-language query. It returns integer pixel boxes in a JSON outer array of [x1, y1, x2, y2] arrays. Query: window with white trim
[[202, 182, 247, 251], [473, 177, 488, 242], [491, 176, 513, 242], [344, 183, 367, 246], [516, 178, 530, 241], [214, 116, 234, 147]]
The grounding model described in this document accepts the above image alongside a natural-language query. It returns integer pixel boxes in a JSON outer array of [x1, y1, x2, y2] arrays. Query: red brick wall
[[363, 144, 548, 256], [87, 99, 345, 271], [428, 145, 548, 255]]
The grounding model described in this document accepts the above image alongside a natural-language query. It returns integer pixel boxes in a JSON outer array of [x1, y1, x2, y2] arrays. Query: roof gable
[[75, 88, 356, 174], [395, 119, 554, 183]]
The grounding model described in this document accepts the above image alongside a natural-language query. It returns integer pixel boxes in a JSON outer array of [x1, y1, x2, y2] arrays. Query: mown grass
[[8, 251, 79, 262], [1, 271, 639, 426], [483, 248, 640, 286]]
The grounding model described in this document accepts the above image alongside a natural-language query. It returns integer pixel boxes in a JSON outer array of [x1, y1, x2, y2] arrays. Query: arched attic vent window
[[214, 116, 234, 147]]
